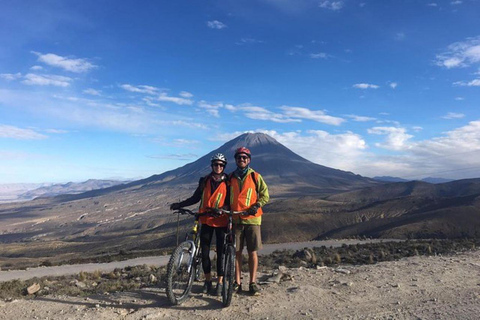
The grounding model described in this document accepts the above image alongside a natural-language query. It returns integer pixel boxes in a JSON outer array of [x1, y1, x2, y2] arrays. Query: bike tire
[[222, 244, 236, 307], [194, 256, 202, 281], [166, 241, 196, 305]]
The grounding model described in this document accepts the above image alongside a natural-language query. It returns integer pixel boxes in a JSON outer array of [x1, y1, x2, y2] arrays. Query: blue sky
[[1, 0, 480, 183]]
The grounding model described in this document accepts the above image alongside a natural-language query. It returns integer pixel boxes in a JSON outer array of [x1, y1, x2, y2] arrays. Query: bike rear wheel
[[166, 241, 196, 305], [222, 244, 236, 307]]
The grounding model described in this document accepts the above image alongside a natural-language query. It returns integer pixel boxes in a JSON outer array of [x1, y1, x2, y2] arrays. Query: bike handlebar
[[172, 207, 251, 217], [214, 208, 250, 216]]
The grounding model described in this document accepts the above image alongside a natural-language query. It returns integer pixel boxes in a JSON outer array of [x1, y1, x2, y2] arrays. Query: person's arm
[[255, 174, 269, 207], [223, 179, 231, 209], [170, 178, 204, 209]]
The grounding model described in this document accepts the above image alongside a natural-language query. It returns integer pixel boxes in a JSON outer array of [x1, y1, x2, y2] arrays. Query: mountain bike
[[166, 208, 248, 307], [166, 208, 203, 305], [214, 208, 249, 307]]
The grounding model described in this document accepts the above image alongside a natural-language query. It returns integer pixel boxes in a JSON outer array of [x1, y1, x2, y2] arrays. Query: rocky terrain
[[0, 249, 479, 319]]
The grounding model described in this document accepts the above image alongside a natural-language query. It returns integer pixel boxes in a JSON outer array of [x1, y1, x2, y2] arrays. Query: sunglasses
[[212, 163, 225, 167], [236, 155, 249, 160]]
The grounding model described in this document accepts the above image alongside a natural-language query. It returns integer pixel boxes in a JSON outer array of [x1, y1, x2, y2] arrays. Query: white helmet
[[211, 153, 227, 164]]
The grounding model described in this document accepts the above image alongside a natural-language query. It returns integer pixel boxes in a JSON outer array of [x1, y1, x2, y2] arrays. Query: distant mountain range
[[373, 176, 454, 184], [0, 179, 127, 203]]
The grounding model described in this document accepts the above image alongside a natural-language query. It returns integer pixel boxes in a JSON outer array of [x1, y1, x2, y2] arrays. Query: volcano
[[136, 132, 379, 197]]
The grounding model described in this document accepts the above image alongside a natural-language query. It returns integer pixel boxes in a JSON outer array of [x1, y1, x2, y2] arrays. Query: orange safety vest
[[199, 177, 228, 227], [229, 171, 263, 220]]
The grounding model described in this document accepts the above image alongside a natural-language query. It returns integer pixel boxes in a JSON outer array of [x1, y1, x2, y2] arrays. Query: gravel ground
[[1, 249, 479, 319]]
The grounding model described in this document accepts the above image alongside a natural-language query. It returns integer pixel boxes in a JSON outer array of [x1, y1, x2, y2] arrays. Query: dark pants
[[200, 224, 227, 276]]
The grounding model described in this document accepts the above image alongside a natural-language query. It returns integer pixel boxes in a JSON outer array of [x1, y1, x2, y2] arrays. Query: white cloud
[[455, 97, 465, 100], [395, 33, 406, 41], [158, 92, 194, 106], [32, 52, 97, 73], [310, 52, 328, 59], [368, 126, 413, 150], [120, 84, 159, 95], [198, 100, 223, 117], [179, 91, 193, 98], [30, 65, 43, 71], [401, 120, 480, 179], [22, 73, 72, 87], [389, 82, 398, 89], [148, 153, 198, 160], [0, 73, 22, 81], [435, 36, 480, 69], [280, 106, 345, 125], [451, 0, 462, 4], [44, 129, 68, 134], [207, 20, 227, 29], [222, 103, 344, 125], [224, 104, 237, 112], [83, 88, 102, 96], [217, 121, 480, 180], [173, 139, 199, 145], [346, 114, 377, 122], [416, 121, 480, 154], [171, 120, 208, 130], [427, 3, 438, 6], [142, 97, 163, 108], [215, 129, 367, 173], [0, 88, 210, 139], [442, 112, 465, 119], [0, 150, 33, 161], [319, 1, 344, 10], [453, 79, 480, 87], [0, 125, 48, 140], [353, 83, 380, 89], [240, 105, 299, 123], [236, 38, 264, 45], [412, 126, 423, 132]]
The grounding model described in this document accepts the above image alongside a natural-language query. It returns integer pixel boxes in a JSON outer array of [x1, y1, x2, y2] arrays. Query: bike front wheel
[[222, 244, 236, 307], [166, 241, 196, 305]]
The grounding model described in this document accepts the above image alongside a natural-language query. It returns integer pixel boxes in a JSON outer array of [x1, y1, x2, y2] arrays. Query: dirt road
[[0, 239, 398, 282]]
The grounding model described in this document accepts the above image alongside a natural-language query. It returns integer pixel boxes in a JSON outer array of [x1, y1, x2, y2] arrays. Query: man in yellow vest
[[229, 147, 269, 296]]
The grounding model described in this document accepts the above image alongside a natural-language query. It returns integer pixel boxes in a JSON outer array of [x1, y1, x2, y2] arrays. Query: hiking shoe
[[214, 282, 223, 296], [249, 282, 260, 296], [202, 281, 212, 294], [233, 282, 242, 294]]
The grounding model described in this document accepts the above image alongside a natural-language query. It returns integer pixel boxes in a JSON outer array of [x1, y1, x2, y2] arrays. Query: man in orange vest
[[170, 153, 229, 296], [229, 147, 269, 296]]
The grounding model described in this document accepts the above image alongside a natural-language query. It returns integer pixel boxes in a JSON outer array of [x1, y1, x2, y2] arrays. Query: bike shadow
[[35, 283, 227, 311]]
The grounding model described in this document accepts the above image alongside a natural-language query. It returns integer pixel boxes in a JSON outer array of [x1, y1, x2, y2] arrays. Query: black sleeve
[[221, 174, 230, 208], [224, 181, 230, 207], [176, 177, 204, 208]]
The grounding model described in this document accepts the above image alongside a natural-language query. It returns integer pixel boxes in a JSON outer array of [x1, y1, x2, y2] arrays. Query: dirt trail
[[1, 249, 479, 319], [0, 239, 398, 282]]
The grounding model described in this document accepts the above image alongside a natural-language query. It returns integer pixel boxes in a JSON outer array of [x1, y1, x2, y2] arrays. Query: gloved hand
[[207, 207, 221, 216], [247, 203, 260, 215], [170, 203, 181, 210]]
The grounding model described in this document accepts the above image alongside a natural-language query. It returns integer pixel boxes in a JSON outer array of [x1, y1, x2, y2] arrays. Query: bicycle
[[166, 207, 248, 307], [212, 208, 248, 307], [165, 208, 203, 305]]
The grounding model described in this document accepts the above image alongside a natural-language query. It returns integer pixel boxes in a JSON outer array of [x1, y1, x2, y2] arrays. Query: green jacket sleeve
[[256, 173, 269, 207]]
